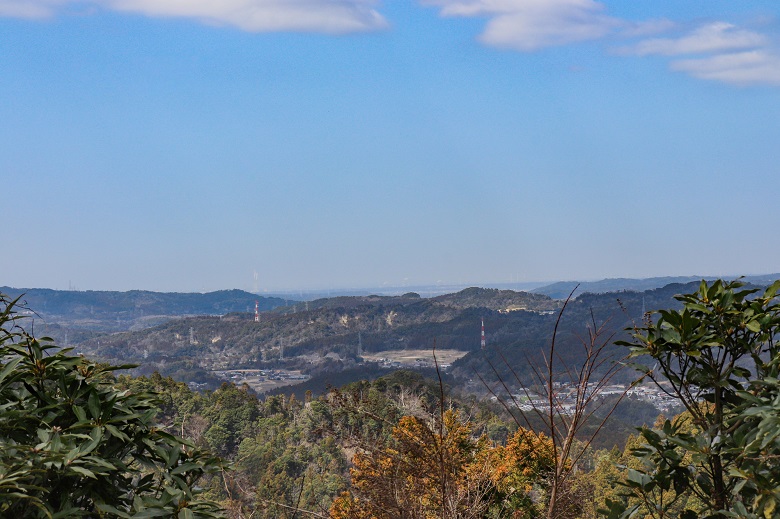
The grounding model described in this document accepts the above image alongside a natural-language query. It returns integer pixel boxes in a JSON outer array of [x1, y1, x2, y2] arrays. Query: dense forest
[[2, 280, 780, 518]]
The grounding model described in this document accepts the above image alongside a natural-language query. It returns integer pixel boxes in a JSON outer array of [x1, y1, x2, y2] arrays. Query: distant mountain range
[[4, 277, 778, 394], [0, 286, 289, 333], [531, 274, 780, 299], [263, 274, 780, 301], [7, 282, 712, 392]]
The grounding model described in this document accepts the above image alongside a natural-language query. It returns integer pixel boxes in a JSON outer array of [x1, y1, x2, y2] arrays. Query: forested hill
[[0, 286, 288, 332], [276, 287, 558, 313], [40, 281, 773, 392], [532, 273, 780, 299], [66, 287, 560, 380], [453, 281, 699, 388], [459, 279, 772, 387]]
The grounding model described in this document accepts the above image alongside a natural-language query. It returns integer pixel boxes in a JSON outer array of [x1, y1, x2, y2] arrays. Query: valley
[[4, 280, 727, 400]]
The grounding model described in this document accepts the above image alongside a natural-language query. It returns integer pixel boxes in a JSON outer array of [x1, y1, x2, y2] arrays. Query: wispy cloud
[[617, 18, 676, 38], [424, 1, 780, 87], [671, 50, 780, 86], [0, 0, 388, 33], [0, 0, 64, 18], [423, 0, 619, 50], [4, 0, 780, 86], [620, 22, 767, 56], [617, 21, 780, 86]]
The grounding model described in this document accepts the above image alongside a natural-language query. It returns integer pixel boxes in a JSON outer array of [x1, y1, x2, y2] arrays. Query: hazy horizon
[[6, 272, 780, 296]]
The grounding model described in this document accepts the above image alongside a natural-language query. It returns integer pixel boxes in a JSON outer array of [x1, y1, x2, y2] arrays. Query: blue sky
[[2, 0, 779, 292]]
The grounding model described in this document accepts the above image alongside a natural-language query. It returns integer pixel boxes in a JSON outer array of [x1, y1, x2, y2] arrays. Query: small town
[[501, 382, 681, 415]]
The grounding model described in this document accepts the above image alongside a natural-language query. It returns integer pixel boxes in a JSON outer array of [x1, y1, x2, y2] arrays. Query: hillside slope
[[1, 287, 289, 333], [62, 281, 775, 393], [69, 288, 560, 379]]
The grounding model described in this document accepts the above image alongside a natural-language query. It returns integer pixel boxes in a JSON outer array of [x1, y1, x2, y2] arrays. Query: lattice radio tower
[[254, 301, 259, 322], [481, 318, 486, 350]]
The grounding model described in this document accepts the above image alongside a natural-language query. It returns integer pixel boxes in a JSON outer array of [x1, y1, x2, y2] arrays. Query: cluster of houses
[[214, 368, 308, 385], [497, 382, 681, 415]]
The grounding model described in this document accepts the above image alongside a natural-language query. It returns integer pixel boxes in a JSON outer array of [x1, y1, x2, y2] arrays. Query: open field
[[213, 369, 310, 394], [361, 349, 469, 367]]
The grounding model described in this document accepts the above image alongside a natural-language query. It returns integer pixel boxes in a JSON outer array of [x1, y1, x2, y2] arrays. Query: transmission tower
[[481, 318, 486, 350]]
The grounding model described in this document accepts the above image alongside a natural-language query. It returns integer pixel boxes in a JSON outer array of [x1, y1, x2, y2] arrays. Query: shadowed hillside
[[1, 286, 289, 334]]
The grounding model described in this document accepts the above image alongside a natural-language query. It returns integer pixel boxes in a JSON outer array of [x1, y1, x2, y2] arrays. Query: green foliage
[[0, 293, 224, 518], [199, 383, 260, 455], [113, 371, 347, 517], [223, 392, 349, 518], [605, 279, 780, 518]]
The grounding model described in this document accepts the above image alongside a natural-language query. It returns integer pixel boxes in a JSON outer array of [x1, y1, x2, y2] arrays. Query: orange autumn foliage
[[330, 410, 555, 519]]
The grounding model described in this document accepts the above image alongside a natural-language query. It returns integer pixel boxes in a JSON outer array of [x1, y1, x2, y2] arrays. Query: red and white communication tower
[[481, 318, 486, 350], [254, 301, 259, 322]]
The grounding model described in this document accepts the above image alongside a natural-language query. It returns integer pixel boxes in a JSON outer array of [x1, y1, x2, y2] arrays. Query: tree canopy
[[606, 279, 780, 519], [0, 293, 224, 518]]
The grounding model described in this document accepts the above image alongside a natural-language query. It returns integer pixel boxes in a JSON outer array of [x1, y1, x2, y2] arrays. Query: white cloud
[[422, 1, 780, 87], [423, 0, 620, 51], [4, 0, 780, 87], [623, 22, 767, 56], [0, 0, 64, 18], [0, 0, 388, 33], [615, 21, 780, 86], [618, 18, 676, 38], [671, 50, 780, 86]]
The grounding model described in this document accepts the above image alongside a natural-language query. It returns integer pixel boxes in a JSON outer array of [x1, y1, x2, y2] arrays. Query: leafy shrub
[[0, 293, 224, 518]]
